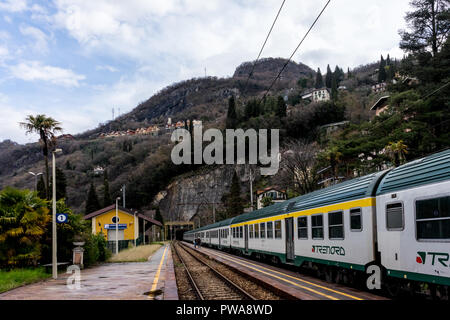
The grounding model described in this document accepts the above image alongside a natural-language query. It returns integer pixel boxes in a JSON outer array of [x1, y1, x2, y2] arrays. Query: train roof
[[376, 148, 450, 195], [231, 171, 387, 225]]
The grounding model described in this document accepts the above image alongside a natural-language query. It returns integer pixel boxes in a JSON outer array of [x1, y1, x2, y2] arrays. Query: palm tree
[[20, 115, 62, 199], [385, 141, 408, 167]]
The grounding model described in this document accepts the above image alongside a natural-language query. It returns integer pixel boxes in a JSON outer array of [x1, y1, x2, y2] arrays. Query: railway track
[[173, 241, 285, 300]]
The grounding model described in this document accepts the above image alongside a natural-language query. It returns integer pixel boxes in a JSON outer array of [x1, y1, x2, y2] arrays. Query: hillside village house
[[301, 88, 330, 103], [370, 95, 390, 117], [84, 205, 163, 246], [256, 187, 287, 210]]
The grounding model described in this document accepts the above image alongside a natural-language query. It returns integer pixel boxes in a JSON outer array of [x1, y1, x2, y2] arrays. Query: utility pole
[[120, 185, 126, 208], [249, 167, 255, 211], [112, 108, 115, 121], [115, 197, 120, 255]]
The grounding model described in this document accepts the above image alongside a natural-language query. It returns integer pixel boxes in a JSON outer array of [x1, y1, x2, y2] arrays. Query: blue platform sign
[[56, 213, 68, 224], [104, 224, 127, 230]]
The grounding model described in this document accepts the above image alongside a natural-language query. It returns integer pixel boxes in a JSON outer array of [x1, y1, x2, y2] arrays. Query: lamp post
[[52, 149, 62, 280], [115, 197, 120, 255], [28, 171, 43, 192], [120, 185, 126, 208]]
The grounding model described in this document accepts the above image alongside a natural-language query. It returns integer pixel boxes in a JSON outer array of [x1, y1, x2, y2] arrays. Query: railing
[[106, 236, 145, 253]]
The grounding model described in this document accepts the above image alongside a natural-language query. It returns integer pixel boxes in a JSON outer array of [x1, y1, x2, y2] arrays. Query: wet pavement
[[0, 244, 178, 300]]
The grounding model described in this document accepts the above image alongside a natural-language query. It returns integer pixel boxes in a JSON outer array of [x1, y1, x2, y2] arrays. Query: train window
[[254, 224, 260, 239], [350, 208, 362, 231], [240, 226, 243, 238], [416, 196, 450, 241], [297, 217, 308, 239], [260, 223, 266, 238], [232, 228, 235, 238], [329, 211, 344, 240], [275, 220, 282, 239], [312, 214, 324, 239], [267, 222, 274, 238], [386, 203, 404, 231], [249, 225, 254, 238]]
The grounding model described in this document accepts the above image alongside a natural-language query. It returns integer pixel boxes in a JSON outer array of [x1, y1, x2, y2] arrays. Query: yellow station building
[[84, 204, 162, 242]]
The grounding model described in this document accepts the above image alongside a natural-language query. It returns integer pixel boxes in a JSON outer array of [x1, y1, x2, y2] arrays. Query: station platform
[[184, 242, 388, 300], [0, 244, 178, 300]]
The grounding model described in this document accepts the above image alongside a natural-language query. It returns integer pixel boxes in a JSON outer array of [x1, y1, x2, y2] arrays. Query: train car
[[375, 149, 450, 294], [183, 149, 450, 298]]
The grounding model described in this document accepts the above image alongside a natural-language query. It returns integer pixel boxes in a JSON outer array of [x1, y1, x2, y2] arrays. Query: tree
[[385, 141, 409, 167], [0, 187, 50, 267], [37, 175, 46, 199], [399, 0, 450, 56], [223, 171, 245, 218], [53, 167, 67, 201], [331, 75, 339, 101], [378, 55, 387, 83], [20, 115, 62, 200], [261, 197, 274, 208], [103, 170, 112, 207], [226, 96, 238, 129], [154, 207, 164, 225], [276, 96, 287, 118], [325, 64, 333, 88], [85, 182, 101, 214], [315, 68, 324, 88]]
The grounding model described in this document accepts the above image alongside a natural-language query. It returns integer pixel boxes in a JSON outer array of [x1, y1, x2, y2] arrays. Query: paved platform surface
[[184, 242, 388, 301], [0, 245, 178, 300]]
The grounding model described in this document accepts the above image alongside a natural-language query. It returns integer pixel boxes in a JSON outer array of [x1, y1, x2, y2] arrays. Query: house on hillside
[[301, 88, 330, 103], [84, 205, 163, 250], [370, 95, 390, 117], [372, 82, 387, 93], [256, 187, 287, 210]]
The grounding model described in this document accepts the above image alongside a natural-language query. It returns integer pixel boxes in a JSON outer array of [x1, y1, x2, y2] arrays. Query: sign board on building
[[104, 224, 127, 230]]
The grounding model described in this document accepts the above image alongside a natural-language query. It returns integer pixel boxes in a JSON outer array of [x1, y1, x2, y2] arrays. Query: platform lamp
[[52, 148, 62, 279], [28, 171, 42, 192]]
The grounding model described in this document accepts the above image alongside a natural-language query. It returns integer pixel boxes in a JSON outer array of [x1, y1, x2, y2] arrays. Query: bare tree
[[275, 140, 320, 195]]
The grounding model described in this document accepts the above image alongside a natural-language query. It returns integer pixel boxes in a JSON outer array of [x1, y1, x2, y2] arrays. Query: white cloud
[[3, 15, 11, 23], [19, 25, 49, 53], [0, 0, 27, 12], [96, 65, 118, 72], [9, 61, 85, 87]]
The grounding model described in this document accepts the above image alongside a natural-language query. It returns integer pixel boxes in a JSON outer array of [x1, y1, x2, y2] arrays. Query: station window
[[249, 225, 254, 239], [297, 217, 308, 239], [312, 214, 324, 239], [387, 203, 404, 231], [329, 211, 344, 240], [350, 208, 362, 231], [416, 196, 450, 241], [254, 224, 260, 239], [260, 223, 266, 238], [267, 221, 274, 238], [275, 220, 282, 239]]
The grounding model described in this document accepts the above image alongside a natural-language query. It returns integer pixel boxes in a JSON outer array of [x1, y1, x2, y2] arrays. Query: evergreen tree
[[36, 175, 46, 199], [315, 68, 324, 88], [399, 0, 450, 56], [276, 96, 287, 118], [378, 55, 387, 83], [224, 171, 244, 218], [347, 67, 352, 79], [85, 182, 101, 214], [48, 167, 67, 201], [331, 75, 339, 101], [103, 170, 112, 207], [154, 207, 164, 225], [226, 96, 238, 129], [325, 64, 333, 88]]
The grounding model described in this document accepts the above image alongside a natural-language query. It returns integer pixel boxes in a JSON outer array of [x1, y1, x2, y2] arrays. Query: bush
[[83, 233, 111, 267]]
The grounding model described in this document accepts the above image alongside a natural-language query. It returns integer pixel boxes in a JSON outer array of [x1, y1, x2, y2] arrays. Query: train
[[183, 148, 450, 299]]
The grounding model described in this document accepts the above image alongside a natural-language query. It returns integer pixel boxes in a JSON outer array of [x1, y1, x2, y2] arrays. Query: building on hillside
[[84, 205, 163, 249], [256, 187, 287, 210], [320, 121, 350, 136], [301, 88, 330, 103], [370, 95, 390, 117], [93, 166, 104, 175], [372, 82, 387, 93], [57, 134, 75, 141]]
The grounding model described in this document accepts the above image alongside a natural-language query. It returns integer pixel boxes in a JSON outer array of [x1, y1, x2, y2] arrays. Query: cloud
[[96, 65, 119, 72], [0, 0, 28, 12], [9, 61, 86, 87], [19, 25, 49, 53]]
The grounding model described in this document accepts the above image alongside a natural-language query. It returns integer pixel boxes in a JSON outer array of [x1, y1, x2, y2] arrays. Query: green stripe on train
[[387, 269, 450, 286]]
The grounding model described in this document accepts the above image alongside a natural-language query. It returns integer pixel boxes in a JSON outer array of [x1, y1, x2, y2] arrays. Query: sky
[[0, 0, 412, 144]]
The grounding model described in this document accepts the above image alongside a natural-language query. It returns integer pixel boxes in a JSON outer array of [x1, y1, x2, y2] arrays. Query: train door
[[285, 218, 295, 262], [219, 229, 222, 249], [244, 225, 249, 252]]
